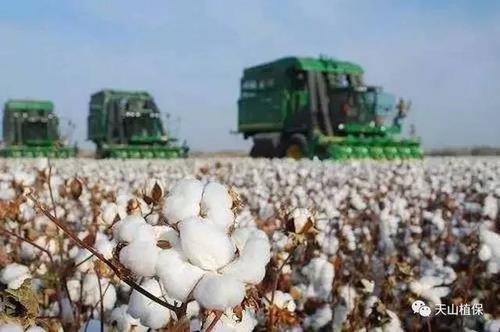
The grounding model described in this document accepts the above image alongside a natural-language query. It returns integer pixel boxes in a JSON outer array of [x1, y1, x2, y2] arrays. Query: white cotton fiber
[[193, 273, 245, 310], [113, 215, 156, 243], [222, 230, 271, 283], [0, 323, 24, 332], [179, 217, 235, 271], [0, 263, 31, 289], [109, 305, 148, 332], [163, 178, 204, 225], [302, 257, 334, 300], [156, 247, 206, 302], [81, 274, 117, 310], [201, 182, 234, 230], [128, 279, 172, 329], [119, 241, 159, 277]]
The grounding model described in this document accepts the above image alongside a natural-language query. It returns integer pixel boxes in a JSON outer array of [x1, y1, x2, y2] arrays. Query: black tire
[[280, 134, 308, 159], [249, 138, 278, 158]]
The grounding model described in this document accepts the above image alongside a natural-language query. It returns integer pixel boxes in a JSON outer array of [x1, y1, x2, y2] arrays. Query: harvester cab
[[237, 56, 422, 160], [1, 100, 76, 158], [88, 90, 188, 158]]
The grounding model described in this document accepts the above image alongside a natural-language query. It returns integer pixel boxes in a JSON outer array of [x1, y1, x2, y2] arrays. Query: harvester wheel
[[250, 137, 278, 158], [284, 134, 307, 160]]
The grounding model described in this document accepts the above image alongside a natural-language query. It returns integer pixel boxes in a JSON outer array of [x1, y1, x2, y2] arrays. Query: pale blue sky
[[0, 1, 499, 151]]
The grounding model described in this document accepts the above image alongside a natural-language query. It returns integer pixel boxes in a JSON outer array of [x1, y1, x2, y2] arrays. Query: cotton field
[[0, 157, 499, 332]]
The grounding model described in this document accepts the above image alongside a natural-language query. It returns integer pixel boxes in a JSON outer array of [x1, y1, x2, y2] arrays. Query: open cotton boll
[[409, 276, 450, 304], [483, 195, 498, 220], [109, 305, 148, 332], [221, 230, 271, 284], [193, 273, 245, 310], [154, 225, 180, 247], [301, 257, 334, 300], [119, 241, 159, 277], [128, 279, 173, 329], [200, 182, 234, 230], [82, 274, 117, 310], [95, 234, 115, 260], [101, 202, 119, 225], [66, 279, 81, 302], [478, 226, 500, 274], [113, 215, 156, 243], [203, 308, 258, 332], [163, 178, 204, 225], [0, 186, 16, 201], [179, 217, 235, 271], [156, 247, 205, 302], [0, 263, 31, 289], [303, 305, 332, 330], [0, 324, 24, 332], [267, 291, 296, 312], [289, 208, 314, 234]]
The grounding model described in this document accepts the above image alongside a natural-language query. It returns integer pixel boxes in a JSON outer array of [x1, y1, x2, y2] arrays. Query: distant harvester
[[87, 89, 188, 158], [1, 99, 76, 158], [237, 56, 422, 160]]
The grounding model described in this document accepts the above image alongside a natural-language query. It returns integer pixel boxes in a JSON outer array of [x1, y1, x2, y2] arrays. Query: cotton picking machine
[[87, 89, 188, 158], [1, 99, 76, 158], [237, 56, 422, 160]]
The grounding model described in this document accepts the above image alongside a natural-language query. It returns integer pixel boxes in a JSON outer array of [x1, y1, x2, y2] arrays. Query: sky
[[0, 0, 499, 152]]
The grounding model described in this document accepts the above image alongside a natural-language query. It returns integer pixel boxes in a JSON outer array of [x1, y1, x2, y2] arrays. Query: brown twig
[[205, 310, 223, 332], [94, 267, 105, 332]]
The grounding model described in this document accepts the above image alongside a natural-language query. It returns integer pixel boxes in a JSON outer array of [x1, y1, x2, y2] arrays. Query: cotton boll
[[478, 226, 500, 274], [179, 217, 235, 271], [95, 235, 115, 260], [303, 305, 332, 330], [221, 229, 271, 284], [142, 178, 164, 204], [409, 276, 450, 304], [156, 247, 206, 302], [82, 274, 117, 310], [0, 263, 31, 289], [301, 257, 334, 301], [119, 241, 159, 277], [74, 248, 94, 273], [163, 178, 204, 225], [203, 308, 258, 332], [268, 291, 296, 312], [101, 203, 119, 225], [154, 225, 180, 247], [0, 323, 23, 332], [109, 305, 148, 332], [20, 241, 37, 260], [128, 279, 173, 329], [19, 202, 36, 221], [113, 215, 156, 243], [193, 273, 245, 310], [201, 182, 234, 231], [0, 187, 16, 201], [288, 208, 314, 234], [483, 195, 498, 220], [66, 279, 81, 302]]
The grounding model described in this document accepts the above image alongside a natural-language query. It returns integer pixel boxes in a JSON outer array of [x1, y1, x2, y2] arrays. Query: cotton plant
[[109, 178, 271, 329]]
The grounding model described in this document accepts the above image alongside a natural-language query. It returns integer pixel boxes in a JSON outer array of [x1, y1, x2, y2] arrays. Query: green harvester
[[1, 99, 76, 158], [237, 56, 423, 160], [88, 89, 188, 158]]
